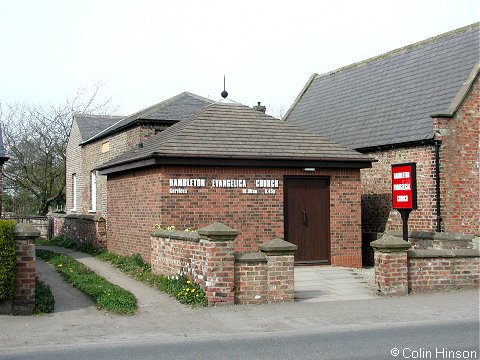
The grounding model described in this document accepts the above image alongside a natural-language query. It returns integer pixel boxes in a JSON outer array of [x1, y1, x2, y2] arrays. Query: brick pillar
[[13, 223, 40, 315], [259, 238, 297, 303], [198, 222, 238, 306], [234, 252, 267, 304], [371, 234, 412, 296]]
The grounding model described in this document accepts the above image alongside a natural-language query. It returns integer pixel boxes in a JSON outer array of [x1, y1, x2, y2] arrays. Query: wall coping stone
[[408, 249, 480, 259], [197, 222, 239, 242], [50, 213, 105, 222], [259, 238, 297, 255], [386, 230, 475, 242], [370, 234, 412, 252], [151, 229, 200, 242], [235, 252, 267, 263], [13, 223, 40, 240]]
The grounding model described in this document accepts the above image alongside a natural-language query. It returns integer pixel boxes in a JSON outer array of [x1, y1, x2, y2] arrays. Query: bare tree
[[1, 84, 116, 215]]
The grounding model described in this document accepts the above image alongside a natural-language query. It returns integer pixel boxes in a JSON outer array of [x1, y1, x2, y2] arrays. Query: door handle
[[302, 209, 307, 226]]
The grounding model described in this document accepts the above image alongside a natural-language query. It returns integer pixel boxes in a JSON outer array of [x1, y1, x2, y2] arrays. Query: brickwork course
[[285, 23, 480, 235]]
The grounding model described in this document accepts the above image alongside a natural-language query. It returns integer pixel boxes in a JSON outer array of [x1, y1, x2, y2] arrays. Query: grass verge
[[34, 277, 55, 314], [36, 249, 137, 315], [38, 237, 208, 307]]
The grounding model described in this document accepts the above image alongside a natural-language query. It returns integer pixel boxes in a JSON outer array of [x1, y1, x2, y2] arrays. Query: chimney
[[253, 102, 266, 113]]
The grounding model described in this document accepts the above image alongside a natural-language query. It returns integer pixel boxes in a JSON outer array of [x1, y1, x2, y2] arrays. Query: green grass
[[96, 252, 208, 307], [38, 236, 208, 307], [34, 277, 55, 314], [36, 249, 137, 315]]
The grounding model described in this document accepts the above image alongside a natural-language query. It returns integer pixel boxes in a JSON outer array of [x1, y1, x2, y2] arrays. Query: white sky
[[0, 0, 478, 117]]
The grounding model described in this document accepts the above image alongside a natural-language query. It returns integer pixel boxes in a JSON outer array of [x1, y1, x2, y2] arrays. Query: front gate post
[[12, 223, 40, 315], [371, 234, 411, 296]]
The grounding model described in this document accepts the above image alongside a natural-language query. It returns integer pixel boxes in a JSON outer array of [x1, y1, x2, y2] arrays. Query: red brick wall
[[373, 251, 409, 296], [361, 145, 437, 233], [362, 78, 479, 236], [234, 261, 267, 304], [408, 256, 480, 293], [107, 166, 363, 267], [433, 78, 480, 234]]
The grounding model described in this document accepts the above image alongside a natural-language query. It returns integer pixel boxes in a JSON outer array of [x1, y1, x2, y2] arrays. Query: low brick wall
[[3, 216, 51, 239], [51, 214, 106, 248], [151, 223, 296, 306], [408, 249, 480, 293], [387, 230, 477, 250], [371, 234, 480, 296]]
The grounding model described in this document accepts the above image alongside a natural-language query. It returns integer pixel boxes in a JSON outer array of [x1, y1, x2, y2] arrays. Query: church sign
[[169, 178, 279, 195]]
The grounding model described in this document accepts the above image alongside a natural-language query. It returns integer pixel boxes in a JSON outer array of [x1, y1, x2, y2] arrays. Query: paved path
[[294, 266, 376, 302], [37, 246, 182, 316]]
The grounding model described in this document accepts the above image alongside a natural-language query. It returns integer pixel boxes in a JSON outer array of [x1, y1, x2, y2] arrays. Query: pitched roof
[[98, 102, 372, 174], [284, 23, 479, 150], [74, 114, 122, 142], [82, 92, 213, 145]]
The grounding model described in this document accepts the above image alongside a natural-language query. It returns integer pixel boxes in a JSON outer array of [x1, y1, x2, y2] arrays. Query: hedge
[[0, 220, 16, 301]]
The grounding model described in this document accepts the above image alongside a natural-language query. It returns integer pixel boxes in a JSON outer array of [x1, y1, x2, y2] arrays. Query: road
[[2, 319, 478, 360]]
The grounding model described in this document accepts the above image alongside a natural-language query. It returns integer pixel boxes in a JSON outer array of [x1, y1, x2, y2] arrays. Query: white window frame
[[71, 174, 77, 211], [89, 171, 97, 212]]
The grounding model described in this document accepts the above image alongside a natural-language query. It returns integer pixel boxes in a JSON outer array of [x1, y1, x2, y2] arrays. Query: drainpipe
[[434, 140, 442, 232]]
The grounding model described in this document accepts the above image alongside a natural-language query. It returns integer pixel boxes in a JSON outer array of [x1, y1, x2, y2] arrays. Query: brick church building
[[285, 23, 479, 238]]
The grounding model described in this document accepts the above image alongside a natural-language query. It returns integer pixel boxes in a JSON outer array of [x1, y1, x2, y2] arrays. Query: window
[[101, 141, 110, 153], [90, 171, 97, 212], [71, 174, 77, 211]]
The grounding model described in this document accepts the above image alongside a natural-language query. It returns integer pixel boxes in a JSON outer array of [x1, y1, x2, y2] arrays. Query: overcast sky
[[0, 0, 478, 117]]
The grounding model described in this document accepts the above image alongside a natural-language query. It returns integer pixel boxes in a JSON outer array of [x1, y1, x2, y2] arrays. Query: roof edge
[[431, 62, 480, 118], [315, 22, 479, 81], [283, 73, 318, 122], [82, 91, 214, 145], [356, 138, 437, 153], [98, 153, 373, 175], [80, 118, 179, 145]]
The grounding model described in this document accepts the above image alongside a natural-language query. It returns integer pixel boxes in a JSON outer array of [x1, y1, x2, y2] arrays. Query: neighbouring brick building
[[285, 23, 479, 237], [65, 92, 212, 218], [98, 102, 372, 267]]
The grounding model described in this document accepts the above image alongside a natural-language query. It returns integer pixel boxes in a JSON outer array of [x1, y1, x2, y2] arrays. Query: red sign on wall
[[392, 163, 417, 210]]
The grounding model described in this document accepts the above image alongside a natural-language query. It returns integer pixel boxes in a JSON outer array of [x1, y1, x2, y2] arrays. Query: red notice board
[[392, 163, 417, 210]]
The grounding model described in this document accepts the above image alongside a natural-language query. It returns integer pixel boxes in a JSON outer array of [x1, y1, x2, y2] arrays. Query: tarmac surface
[[0, 246, 478, 351]]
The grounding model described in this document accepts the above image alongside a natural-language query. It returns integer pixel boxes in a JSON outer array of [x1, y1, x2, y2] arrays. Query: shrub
[[0, 220, 16, 301], [34, 277, 55, 314]]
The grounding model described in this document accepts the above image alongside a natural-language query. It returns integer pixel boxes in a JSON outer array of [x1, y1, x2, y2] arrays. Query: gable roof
[[74, 114, 122, 142], [284, 23, 479, 151], [82, 91, 213, 145], [98, 102, 372, 174]]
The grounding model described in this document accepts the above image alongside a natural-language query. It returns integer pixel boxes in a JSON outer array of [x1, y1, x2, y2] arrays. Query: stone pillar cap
[[198, 222, 239, 242], [371, 234, 412, 252], [259, 238, 297, 254], [13, 223, 40, 239]]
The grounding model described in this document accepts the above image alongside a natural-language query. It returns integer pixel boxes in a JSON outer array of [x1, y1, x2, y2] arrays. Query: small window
[[90, 171, 97, 212], [101, 141, 110, 153], [71, 174, 77, 211]]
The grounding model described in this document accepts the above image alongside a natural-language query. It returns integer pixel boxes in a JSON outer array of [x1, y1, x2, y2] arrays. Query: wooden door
[[285, 177, 330, 264]]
